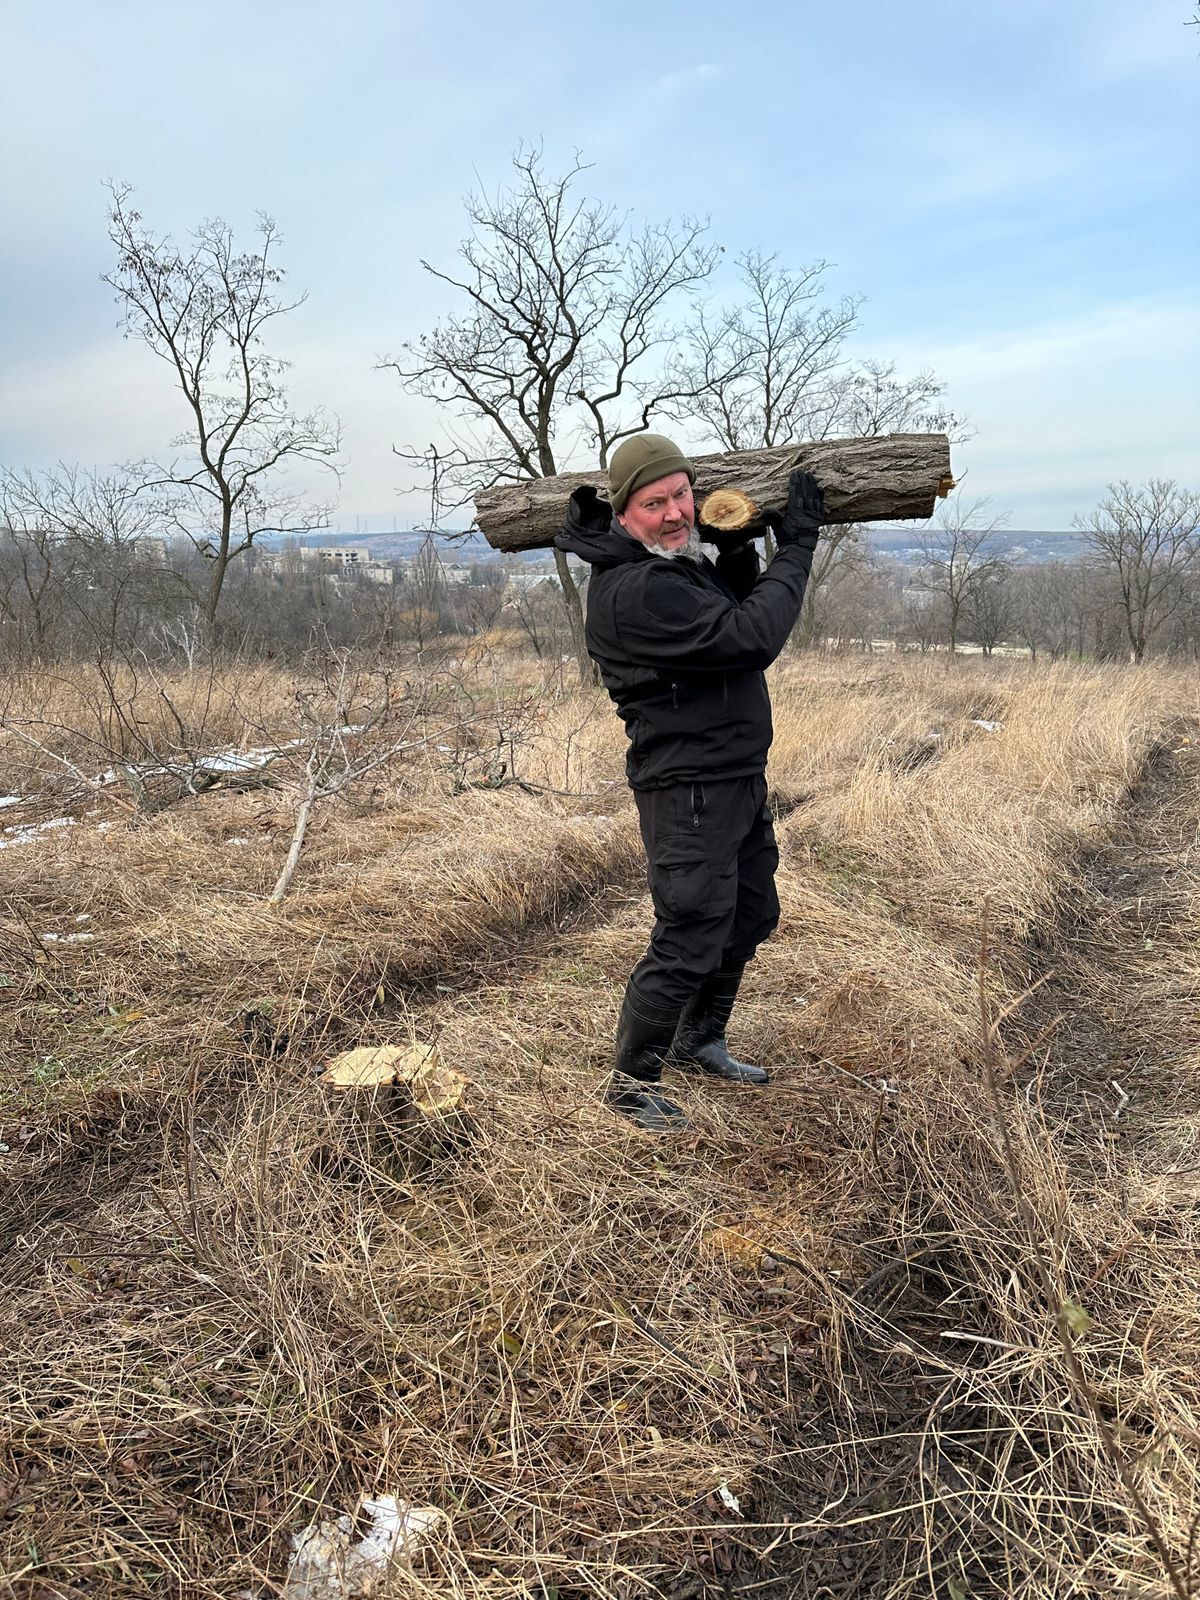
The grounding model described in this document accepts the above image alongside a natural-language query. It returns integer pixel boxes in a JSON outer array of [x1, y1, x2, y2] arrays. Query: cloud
[[910, 121, 1086, 207], [651, 62, 721, 94], [900, 294, 1197, 383], [880, 293, 1200, 523], [0, 340, 169, 469]]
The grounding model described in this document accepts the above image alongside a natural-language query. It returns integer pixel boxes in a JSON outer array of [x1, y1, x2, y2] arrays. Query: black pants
[[629, 774, 781, 1009]]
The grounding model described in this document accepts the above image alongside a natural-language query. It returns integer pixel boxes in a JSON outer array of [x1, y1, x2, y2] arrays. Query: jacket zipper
[[691, 782, 705, 830]]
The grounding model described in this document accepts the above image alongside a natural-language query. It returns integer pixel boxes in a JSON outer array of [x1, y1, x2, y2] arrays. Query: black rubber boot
[[605, 983, 690, 1133], [668, 965, 768, 1085]]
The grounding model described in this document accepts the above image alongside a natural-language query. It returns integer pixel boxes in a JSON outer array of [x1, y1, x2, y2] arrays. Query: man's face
[[617, 471, 696, 554]]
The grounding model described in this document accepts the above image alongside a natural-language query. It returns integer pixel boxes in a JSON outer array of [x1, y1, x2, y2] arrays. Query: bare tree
[[1009, 561, 1102, 662], [916, 496, 1009, 654], [1162, 568, 1200, 659], [400, 534, 449, 650], [668, 253, 966, 645], [453, 564, 507, 637], [270, 653, 412, 902], [669, 257, 966, 454], [379, 146, 717, 683], [817, 555, 893, 652], [0, 477, 73, 660], [897, 586, 945, 654], [668, 251, 861, 451], [965, 565, 1016, 656], [791, 532, 876, 649], [1009, 564, 1050, 662], [104, 184, 340, 634], [815, 358, 966, 444], [1074, 479, 1200, 662], [0, 462, 170, 660], [509, 573, 575, 662]]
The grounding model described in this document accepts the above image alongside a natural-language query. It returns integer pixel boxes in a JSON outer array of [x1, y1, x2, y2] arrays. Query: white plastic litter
[[716, 1483, 742, 1516], [285, 1495, 443, 1599], [971, 719, 1004, 734]]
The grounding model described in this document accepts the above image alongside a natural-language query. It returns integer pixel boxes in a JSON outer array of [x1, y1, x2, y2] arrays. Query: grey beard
[[648, 526, 706, 562]]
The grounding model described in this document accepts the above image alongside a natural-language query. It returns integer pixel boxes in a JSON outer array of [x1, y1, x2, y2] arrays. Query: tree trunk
[[552, 546, 594, 686], [791, 524, 855, 649], [270, 792, 315, 903], [475, 432, 953, 552], [203, 556, 227, 634]]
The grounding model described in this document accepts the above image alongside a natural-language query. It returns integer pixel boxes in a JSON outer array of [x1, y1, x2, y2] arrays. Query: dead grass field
[[1, 648, 1198, 1599]]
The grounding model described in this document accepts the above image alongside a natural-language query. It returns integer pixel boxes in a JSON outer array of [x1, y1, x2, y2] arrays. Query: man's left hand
[[699, 508, 784, 552]]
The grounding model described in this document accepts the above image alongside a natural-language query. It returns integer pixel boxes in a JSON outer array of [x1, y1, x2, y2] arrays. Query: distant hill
[[258, 526, 1088, 570], [255, 529, 547, 565], [863, 527, 1086, 566]]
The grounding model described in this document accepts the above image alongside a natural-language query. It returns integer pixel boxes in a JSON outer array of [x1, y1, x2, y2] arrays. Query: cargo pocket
[[649, 837, 740, 928], [648, 836, 718, 921]]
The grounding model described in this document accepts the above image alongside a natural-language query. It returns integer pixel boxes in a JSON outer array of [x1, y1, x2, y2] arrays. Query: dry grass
[[1, 650, 1198, 1598]]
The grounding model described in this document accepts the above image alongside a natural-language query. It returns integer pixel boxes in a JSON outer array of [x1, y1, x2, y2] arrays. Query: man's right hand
[[777, 470, 824, 545]]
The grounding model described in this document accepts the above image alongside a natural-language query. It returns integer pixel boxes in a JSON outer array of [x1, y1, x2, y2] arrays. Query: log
[[474, 432, 953, 553]]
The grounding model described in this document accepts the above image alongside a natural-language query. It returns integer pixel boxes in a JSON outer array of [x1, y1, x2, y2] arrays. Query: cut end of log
[[699, 487, 758, 532]]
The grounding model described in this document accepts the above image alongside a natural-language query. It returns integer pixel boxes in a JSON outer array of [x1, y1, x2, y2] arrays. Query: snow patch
[[0, 816, 77, 851], [285, 1495, 443, 1598]]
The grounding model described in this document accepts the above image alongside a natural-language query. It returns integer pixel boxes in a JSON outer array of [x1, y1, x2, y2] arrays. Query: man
[[555, 433, 824, 1132]]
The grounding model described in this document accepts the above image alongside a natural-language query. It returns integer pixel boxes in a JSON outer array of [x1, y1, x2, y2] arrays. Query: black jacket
[[555, 488, 819, 790]]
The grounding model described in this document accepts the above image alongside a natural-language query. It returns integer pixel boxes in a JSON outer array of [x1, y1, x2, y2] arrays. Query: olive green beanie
[[607, 433, 696, 514]]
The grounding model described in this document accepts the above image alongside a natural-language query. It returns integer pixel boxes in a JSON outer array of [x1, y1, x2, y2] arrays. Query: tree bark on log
[[474, 432, 953, 553]]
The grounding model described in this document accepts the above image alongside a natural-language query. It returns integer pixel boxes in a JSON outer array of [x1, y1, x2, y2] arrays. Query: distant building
[[255, 544, 396, 585], [506, 571, 556, 591], [304, 544, 373, 567]]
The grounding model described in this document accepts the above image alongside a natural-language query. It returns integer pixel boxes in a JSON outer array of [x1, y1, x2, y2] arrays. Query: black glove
[[698, 507, 784, 552], [698, 523, 756, 555], [777, 470, 824, 546]]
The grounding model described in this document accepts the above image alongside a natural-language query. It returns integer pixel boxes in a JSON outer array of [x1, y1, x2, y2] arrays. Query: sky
[[1, 0, 1197, 532]]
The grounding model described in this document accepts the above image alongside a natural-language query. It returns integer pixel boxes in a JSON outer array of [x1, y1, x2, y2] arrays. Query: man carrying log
[[555, 434, 825, 1132]]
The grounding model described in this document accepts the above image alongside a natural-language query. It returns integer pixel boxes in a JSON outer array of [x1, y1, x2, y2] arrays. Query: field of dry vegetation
[[1, 642, 1198, 1599]]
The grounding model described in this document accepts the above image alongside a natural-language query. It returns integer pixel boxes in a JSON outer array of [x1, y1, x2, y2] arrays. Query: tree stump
[[315, 1043, 467, 1180]]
